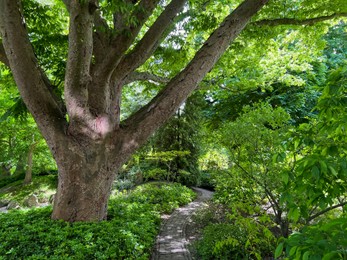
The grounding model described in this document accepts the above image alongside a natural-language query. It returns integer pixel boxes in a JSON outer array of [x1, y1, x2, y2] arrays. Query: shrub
[[143, 168, 168, 182], [197, 218, 276, 259], [275, 217, 347, 259], [0, 182, 196, 259]]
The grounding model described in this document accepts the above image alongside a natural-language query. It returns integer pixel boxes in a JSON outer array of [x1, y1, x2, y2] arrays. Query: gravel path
[[151, 187, 213, 260]]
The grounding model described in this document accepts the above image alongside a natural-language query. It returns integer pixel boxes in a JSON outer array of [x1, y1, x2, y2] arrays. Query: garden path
[[151, 187, 213, 260]]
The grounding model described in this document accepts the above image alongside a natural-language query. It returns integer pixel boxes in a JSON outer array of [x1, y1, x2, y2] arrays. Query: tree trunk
[[23, 141, 37, 185], [51, 147, 116, 222]]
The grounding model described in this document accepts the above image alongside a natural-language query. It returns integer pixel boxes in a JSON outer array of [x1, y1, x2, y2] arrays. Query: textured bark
[[52, 144, 114, 221], [0, 0, 269, 222]]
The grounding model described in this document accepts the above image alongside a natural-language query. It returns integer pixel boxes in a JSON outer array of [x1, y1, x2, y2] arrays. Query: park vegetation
[[1, 0, 347, 259]]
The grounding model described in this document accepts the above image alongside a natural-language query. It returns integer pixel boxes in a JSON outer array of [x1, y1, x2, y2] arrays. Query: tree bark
[[51, 131, 132, 221]]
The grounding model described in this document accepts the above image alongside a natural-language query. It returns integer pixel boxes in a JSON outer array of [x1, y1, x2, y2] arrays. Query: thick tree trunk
[[51, 145, 116, 222]]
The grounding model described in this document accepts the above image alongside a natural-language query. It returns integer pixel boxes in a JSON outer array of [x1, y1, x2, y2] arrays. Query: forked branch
[[122, 0, 269, 147], [113, 0, 186, 81]]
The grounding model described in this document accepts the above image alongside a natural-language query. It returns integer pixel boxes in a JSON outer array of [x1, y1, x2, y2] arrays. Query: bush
[[197, 218, 275, 259], [197, 171, 215, 190], [143, 168, 168, 182], [118, 182, 196, 214], [0, 172, 25, 189], [0, 182, 196, 259], [275, 217, 347, 259]]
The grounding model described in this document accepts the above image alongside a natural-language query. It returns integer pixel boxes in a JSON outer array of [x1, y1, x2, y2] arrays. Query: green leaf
[[303, 251, 310, 260], [328, 166, 338, 176], [289, 246, 297, 256], [274, 242, 284, 258], [322, 252, 338, 260], [311, 165, 320, 179], [281, 172, 289, 185]]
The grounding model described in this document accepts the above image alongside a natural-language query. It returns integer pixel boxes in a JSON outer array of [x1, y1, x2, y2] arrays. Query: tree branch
[[307, 201, 347, 223], [88, 0, 160, 119], [123, 71, 169, 85], [0, 0, 66, 148], [121, 0, 269, 150], [254, 13, 347, 26], [93, 0, 160, 79], [64, 1, 96, 121], [0, 40, 9, 66], [113, 0, 186, 82]]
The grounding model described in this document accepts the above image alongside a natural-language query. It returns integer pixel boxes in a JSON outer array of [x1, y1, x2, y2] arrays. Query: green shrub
[[275, 217, 347, 259], [197, 171, 215, 190], [0, 182, 196, 259], [197, 219, 276, 259], [0, 172, 25, 189], [143, 168, 168, 181], [119, 182, 196, 214]]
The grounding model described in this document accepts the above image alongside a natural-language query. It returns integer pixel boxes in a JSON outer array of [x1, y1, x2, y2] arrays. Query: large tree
[[0, 0, 345, 222]]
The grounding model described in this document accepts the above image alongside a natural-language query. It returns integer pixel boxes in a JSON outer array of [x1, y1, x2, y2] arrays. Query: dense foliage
[[1, 0, 347, 257], [0, 182, 195, 259]]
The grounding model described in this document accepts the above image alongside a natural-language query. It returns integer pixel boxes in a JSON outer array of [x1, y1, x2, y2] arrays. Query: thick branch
[[114, 0, 186, 81], [64, 1, 95, 120], [88, 0, 160, 118], [124, 71, 169, 85], [0, 41, 9, 66], [93, 0, 160, 78], [255, 13, 347, 26], [122, 0, 269, 149], [0, 0, 66, 149]]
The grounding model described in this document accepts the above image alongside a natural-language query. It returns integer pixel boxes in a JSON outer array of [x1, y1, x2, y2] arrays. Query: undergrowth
[[0, 182, 196, 259]]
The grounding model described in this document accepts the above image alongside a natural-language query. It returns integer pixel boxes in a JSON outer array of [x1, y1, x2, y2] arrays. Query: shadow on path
[[151, 187, 213, 260]]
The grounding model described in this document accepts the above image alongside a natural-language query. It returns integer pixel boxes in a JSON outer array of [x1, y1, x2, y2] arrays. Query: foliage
[[0, 174, 57, 205], [0, 182, 196, 259], [0, 69, 56, 178], [275, 217, 347, 259], [281, 68, 347, 223], [147, 93, 204, 185], [197, 215, 276, 259], [113, 182, 196, 214]]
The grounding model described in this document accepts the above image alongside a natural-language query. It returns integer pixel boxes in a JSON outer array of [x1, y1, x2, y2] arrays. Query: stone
[[23, 194, 39, 207], [6, 201, 20, 210], [0, 199, 10, 207]]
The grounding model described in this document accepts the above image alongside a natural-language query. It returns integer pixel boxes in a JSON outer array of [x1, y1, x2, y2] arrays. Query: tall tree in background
[[0, 0, 345, 222]]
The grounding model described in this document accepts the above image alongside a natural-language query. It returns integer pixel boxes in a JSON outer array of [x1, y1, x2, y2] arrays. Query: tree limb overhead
[[114, 0, 186, 81], [124, 71, 169, 85], [122, 0, 269, 148], [255, 12, 347, 26]]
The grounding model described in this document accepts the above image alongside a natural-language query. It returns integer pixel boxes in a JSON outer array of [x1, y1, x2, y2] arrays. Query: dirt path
[[151, 187, 213, 260]]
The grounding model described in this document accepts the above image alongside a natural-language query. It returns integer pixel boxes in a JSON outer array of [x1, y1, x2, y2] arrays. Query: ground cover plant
[[0, 182, 195, 259]]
